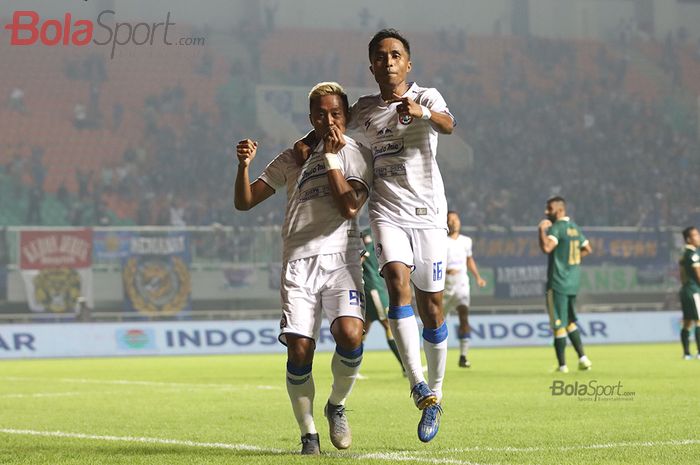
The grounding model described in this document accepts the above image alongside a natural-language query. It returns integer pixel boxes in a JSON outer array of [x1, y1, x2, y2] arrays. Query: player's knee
[[331, 317, 364, 349], [566, 322, 577, 333], [286, 337, 315, 366]]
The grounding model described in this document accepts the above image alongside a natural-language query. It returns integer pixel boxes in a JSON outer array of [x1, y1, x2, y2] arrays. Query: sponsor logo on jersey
[[371, 139, 404, 159], [376, 127, 392, 137], [373, 163, 407, 179], [297, 161, 326, 189]]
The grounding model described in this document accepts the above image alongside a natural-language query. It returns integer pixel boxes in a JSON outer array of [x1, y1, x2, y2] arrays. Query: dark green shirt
[[680, 245, 700, 293], [362, 230, 385, 293], [546, 217, 588, 295]]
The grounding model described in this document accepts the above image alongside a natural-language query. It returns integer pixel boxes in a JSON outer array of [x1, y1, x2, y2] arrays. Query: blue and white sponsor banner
[[0, 311, 684, 359]]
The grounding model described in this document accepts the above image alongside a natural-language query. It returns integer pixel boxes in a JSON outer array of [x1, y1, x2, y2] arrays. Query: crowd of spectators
[[3, 24, 699, 230]]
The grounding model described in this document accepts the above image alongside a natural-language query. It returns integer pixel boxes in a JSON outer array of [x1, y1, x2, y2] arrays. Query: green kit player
[[538, 197, 593, 373], [361, 229, 404, 373], [679, 226, 700, 360]]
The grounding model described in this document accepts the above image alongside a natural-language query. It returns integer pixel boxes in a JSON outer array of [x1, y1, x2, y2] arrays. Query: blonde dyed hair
[[308, 81, 349, 114]]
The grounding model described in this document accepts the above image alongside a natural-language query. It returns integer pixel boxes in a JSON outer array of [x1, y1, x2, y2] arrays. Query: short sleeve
[[464, 237, 473, 258], [547, 224, 560, 246], [340, 143, 372, 193], [418, 88, 455, 124], [256, 150, 290, 191], [692, 253, 700, 267]]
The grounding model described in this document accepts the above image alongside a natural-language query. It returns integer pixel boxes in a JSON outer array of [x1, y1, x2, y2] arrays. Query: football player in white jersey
[[234, 82, 373, 455], [445, 211, 486, 368], [295, 29, 454, 443]]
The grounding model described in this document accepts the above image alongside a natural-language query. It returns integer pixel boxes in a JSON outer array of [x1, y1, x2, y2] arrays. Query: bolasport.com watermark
[[2, 4, 205, 59], [549, 379, 636, 402]]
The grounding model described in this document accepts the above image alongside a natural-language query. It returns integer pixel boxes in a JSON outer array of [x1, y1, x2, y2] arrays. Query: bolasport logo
[[549, 379, 636, 402], [2, 8, 205, 59]]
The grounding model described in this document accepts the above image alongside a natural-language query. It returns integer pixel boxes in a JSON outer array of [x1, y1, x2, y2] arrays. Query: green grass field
[[0, 343, 698, 464]]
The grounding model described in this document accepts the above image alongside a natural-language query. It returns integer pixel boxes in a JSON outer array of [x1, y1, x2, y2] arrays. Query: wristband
[[420, 105, 432, 120], [324, 153, 342, 171]]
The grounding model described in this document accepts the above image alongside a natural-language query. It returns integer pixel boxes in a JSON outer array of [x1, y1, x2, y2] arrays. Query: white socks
[[459, 334, 470, 358], [328, 344, 363, 406], [423, 322, 448, 402], [388, 305, 426, 388], [286, 362, 316, 435]]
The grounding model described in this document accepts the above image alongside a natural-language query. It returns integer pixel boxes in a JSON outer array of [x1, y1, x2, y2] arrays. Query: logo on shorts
[[280, 316, 287, 329], [376, 243, 383, 257], [416, 207, 428, 216], [349, 290, 361, 306]]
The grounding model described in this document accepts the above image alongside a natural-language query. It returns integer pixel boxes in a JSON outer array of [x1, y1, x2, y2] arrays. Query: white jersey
[[446, 234, 472, 285], [257, 136, 373, 262], [348, 82, 453, 229]]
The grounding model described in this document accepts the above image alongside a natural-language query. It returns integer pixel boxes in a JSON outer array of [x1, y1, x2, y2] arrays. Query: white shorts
[[443, 276, 470, 313], [370, 221, 447, 293], [279, 252, 364, 345]]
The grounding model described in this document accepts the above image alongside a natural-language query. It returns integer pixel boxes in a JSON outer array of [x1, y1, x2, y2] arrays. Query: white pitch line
[[409, 438, 700, 454], [0, 428, 493, 465], [0, 392, 85, 399], [0, 376, 279, 391]]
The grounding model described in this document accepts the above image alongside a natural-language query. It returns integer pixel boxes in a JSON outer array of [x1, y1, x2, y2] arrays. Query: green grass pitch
[[0, 343, 698, 464]]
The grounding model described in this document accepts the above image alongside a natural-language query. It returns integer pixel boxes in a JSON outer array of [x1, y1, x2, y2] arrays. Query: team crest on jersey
[[399, 114, 413, 125]]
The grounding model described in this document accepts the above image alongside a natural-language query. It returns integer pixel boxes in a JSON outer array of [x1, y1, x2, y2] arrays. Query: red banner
[[19, 229, 93, 270]]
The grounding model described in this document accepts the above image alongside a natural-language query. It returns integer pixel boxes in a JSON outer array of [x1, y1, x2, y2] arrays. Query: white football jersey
[[348, 82, 453, 229], [446, 234, 472, 284], [257, 136, 372, 262]]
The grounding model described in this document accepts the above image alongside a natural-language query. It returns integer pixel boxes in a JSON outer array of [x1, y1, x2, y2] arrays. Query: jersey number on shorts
[[432, 261, 443, 281]]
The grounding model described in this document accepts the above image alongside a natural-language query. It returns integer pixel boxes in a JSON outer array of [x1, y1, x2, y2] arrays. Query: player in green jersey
[[679, 226, 700, 360], [538, 197, 593, 373], [361, 229, 405, 373]]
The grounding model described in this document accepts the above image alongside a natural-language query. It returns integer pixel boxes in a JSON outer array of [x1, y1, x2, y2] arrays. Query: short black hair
[[368, 28, 411, 60], [682, 226, 698, 242], [547, 196, 566, 205]]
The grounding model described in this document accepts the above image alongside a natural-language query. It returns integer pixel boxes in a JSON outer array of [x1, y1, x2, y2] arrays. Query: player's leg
[[279, 258, 321, 454], [285, 335, 318, 453], [680, 290, 694, 359], [547, 289, 568, 372], [566, 296, 591, 370], [322, 254, 365, 450], [692, 293, 700, 357], [378, 316, 405, 371], [456, 304, 471, 367], [411, 228, 448, 402], [411, 228, 448, 443], [371, 222, 427, 393]]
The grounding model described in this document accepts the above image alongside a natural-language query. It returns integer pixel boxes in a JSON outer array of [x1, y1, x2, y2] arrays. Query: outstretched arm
[[323, 126, 368, 219], [234, 139, 275, 210]]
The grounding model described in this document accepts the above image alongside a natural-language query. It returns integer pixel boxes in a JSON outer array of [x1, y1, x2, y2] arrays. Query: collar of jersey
[[556, 216, 571, 222], [686, 244, 697, 251], [376, 82, 417, 107]]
